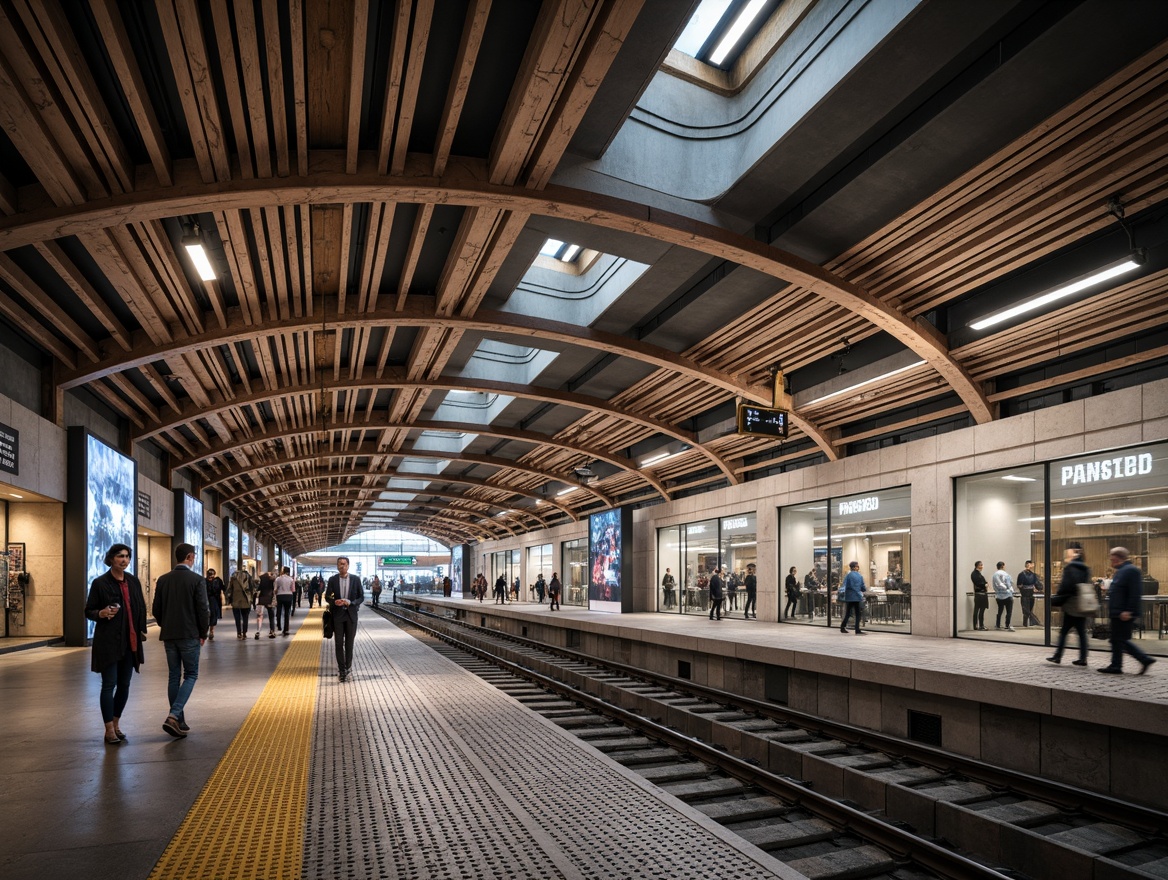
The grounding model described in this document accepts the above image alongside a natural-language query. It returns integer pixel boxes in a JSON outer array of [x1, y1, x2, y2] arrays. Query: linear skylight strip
[[709, 0, 768, 65]]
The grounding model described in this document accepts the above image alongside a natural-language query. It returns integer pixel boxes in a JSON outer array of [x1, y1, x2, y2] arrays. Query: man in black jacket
[[325, 557, 364, 682], [708, 568, 725, 621], [1099, 547, 1156, 675], [152, 543, 209, 738]]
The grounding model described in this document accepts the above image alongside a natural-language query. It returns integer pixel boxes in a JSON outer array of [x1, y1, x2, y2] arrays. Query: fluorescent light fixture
[[1018, 503, 1168, 522], [1073, 513, 1161, 526], [1001, 475, 1037, 482], [804, 360, 927, 407], [641, 452, 670, 466], [182, 227, 216, 281], [556, 487, 577, 497], [730, 541, 757, 547], [9, 492, 23, 499], [969, 252, 1146, 331], [708, 0, 768, 65]]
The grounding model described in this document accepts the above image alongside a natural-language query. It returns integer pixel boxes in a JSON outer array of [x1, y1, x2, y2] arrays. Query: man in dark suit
[[152, 543, 209, 737], [325, 556, 364, 682]]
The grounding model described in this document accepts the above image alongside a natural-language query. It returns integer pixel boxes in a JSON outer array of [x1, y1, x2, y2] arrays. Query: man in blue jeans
[[1099, 547, 1156, 675], [152, 543, 209, 737]]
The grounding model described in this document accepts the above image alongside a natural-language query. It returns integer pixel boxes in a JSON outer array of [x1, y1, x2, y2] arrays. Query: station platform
[[401, 595, 1168, 812], [0, 606, 800, 880]]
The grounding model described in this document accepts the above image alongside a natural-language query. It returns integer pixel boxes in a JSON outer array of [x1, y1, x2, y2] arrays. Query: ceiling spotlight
[[182, 222, 217, 281]]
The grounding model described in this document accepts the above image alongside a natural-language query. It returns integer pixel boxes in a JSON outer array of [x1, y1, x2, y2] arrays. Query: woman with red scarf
[[85, 543, 148, 745]]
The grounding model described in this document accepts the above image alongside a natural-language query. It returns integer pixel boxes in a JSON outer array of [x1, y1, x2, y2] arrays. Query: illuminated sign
[[380, 555, 418, 566], [838, 496, 880, 516], [722, 517, 748, 529], [1060, 452, 1153, 486], [737, 404, 788, 437]]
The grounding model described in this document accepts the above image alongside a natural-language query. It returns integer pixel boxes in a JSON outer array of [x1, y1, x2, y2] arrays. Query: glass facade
[[490, 549, 520, 598], [779, 487, 912, 632], [956, 441, 1167, 655], [656, 513, 757, 615], [562, 538, 587, 606], [526, 543, 552, 601]]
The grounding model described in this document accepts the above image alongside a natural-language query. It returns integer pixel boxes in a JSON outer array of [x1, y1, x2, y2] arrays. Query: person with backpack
[[226, 567, 254, 640]]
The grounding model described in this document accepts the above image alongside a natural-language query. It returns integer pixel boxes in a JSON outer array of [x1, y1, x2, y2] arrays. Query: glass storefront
[[779, 487, 912, 632], [562, 538, 587, 606], [956, 441, 1167, 655], [656, 513, 757, 615], [526, 543, 552, 601], [490, 549, 519, 598]]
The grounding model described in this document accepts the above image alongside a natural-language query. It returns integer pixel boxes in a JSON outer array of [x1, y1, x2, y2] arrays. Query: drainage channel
[[381, 603, 1168, 880]]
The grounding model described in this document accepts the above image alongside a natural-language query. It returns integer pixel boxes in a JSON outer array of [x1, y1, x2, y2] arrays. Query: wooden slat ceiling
[[0, 1, 1165, 553]]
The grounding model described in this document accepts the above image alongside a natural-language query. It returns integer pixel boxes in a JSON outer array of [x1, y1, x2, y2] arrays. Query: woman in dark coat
[[205, 567, 224, 641], [547, 572, 562, 611], [84, 543, 147, 745]]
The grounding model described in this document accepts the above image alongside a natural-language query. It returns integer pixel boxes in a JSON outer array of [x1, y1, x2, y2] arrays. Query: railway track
[[377, 602, 1168, 880]]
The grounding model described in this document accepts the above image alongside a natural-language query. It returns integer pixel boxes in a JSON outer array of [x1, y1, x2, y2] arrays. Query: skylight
[[539, 238, 583, 263], [673, 0, 776, 68]]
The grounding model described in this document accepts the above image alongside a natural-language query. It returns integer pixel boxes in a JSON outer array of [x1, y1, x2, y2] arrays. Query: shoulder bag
[[1066, 582, 1098, 616]]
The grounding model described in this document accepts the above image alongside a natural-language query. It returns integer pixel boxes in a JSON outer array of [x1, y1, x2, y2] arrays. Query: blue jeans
[[99, 653, 135, 723], [164, 638, 201, 721]]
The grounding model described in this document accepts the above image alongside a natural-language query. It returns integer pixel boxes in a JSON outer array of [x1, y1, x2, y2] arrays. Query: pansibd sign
[[838, 496, 879, 516], [1061, 452, 1152, 486], [380, 555, 418, 566]]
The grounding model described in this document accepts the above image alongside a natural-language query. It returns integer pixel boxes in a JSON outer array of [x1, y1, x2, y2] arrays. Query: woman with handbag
[[1047, 542, 1091, 666]]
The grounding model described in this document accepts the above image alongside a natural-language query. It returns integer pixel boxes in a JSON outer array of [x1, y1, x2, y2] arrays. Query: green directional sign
[[380, 555, 417, 566]]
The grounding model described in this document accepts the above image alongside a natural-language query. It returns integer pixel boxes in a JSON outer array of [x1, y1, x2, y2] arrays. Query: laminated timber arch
[[0, 162, 991, 425]]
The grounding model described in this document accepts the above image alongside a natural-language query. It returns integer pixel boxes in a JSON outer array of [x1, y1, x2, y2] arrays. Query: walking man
[[325, 557, 364, 682], [274, 566, 295, 636], [839, 560, 867, 634], [743, 563, 758, 619], [1099, 547, 1156, 675], [152, 543, 209, 737]]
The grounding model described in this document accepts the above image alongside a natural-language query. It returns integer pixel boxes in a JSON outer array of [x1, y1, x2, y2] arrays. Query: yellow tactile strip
[[148, 612, 322, 880]]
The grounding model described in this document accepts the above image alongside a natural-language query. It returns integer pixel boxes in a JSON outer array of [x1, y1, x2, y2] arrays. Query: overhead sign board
[[380, 555, 418, 566], [736, 404, 789, 438]]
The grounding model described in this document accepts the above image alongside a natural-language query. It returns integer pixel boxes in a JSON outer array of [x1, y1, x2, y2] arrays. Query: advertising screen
[[86, 434, 136, 637], [588, 508, 623, 612], [228, 519, 239, 576], [183, 493, 204, 574]]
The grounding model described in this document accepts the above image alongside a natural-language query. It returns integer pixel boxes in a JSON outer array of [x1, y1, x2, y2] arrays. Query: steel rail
[[385, 604, 1007, 880], [400, 598, 1168, 834]]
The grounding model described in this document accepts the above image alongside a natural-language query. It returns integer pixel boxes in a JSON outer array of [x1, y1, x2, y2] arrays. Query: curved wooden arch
[[251, 506, 495, 544], [230, 483, 558, 532], [138, 374, 735, 486], [0, 162, 990, 423], [225, 470, 575, 523], [205, 447, 613, 508], [174, 420, 670, 500]]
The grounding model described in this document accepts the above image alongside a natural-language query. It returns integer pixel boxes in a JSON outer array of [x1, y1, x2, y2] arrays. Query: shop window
[[655, 513, 756, 615], [562, 538, 588, 607], [779, 488, 912, 632]]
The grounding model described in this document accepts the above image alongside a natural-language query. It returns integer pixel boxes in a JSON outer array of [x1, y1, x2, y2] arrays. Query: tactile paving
[[148, 612, 323, 879], [303, 613, 794, 879]]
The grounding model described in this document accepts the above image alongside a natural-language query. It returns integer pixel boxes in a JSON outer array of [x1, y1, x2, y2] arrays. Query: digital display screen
[[588, 508, 622, 612], [86, 434, 136, 637], [451, 546, 464, 596], [183, 493, 204, 574], [242, 531, 251, 558], [737, 404, 788, 437], [228, 519, 238, 575]]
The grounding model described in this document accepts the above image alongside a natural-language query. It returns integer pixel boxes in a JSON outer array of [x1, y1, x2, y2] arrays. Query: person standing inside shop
[[743, 563, 758, 619], [660, 568, 676, 609], [839, 561, 867, 634], [803, 569, 819, 619], [1099, 547, 1156, 675], [325, 557, 364, 682], [85, 543, 147, 745], [970, 561, 989, 631], [784, 566, 800, 619], [992, 561, 1015, 631], [1017, 560, 1043, 627], [1047, 542, 1091, 666]]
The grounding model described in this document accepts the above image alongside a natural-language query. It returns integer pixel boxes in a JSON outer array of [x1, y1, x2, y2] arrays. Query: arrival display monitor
[[736, 404, 789, 437]]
